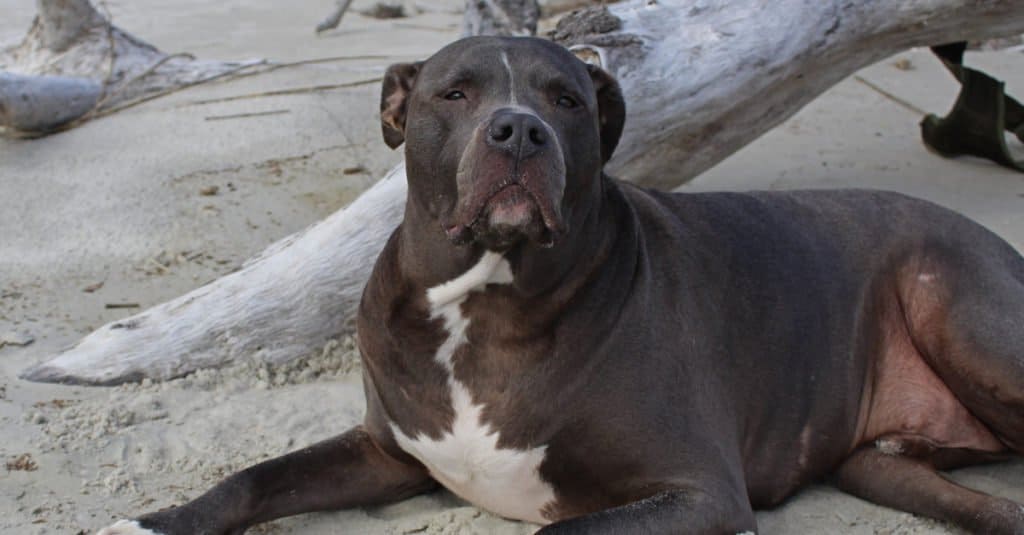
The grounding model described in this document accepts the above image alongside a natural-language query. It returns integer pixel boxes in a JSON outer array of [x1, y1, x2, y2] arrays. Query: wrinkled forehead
[[416, 37, 592, 96]]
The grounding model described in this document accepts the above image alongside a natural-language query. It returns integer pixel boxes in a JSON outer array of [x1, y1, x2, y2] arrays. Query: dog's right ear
[[380, 61, 423, 149]]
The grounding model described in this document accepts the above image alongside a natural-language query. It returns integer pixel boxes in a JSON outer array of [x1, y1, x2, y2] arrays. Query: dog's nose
[[487, 111, 547, 157]]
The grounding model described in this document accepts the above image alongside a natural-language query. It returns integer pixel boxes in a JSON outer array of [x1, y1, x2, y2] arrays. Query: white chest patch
[[390, 252, 557, 524]]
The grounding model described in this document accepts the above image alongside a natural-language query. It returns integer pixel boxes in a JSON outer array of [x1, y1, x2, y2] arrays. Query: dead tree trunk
[[0, 0, 255, 135], [21, 0, 1024, 384]]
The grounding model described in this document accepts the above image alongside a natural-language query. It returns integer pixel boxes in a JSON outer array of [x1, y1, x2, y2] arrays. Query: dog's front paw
[[96, 519, 164, 535]]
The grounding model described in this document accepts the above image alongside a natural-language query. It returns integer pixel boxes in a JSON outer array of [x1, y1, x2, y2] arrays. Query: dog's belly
[[390, 251, 557, 524]]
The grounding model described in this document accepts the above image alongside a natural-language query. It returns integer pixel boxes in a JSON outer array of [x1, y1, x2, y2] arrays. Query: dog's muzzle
[[445, 109, 567, 249]]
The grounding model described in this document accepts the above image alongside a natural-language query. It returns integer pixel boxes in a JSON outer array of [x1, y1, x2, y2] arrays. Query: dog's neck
[[396, 173, 619, 299]]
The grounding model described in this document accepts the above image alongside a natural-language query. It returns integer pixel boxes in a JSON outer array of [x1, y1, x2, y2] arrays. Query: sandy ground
[[1, 1, 1023, 533]]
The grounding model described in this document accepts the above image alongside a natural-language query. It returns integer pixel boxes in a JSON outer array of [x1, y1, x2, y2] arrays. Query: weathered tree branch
[[556, 0, 1024, 188], [316, 0, 358, 33], [24, 166, 408, 384], [0, 72, 100, 131], [0, 0, 256, 135], [21, 0, 1024, 384]]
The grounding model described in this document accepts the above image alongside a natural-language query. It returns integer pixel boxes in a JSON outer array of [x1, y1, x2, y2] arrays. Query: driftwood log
[[21, 0, 1024, 384], [0, 0, 257, 135], [0, 72, 101, 131]]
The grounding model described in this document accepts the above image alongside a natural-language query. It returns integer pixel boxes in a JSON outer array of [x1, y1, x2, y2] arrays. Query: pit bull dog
[[99, 36, 1024, 535]]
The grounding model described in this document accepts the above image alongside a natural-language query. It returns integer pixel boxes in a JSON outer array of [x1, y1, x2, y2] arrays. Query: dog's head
[[380, 36, 625, 251]]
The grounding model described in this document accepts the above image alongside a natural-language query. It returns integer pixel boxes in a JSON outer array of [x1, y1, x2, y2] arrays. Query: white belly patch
[[389, 252, 557, 524]]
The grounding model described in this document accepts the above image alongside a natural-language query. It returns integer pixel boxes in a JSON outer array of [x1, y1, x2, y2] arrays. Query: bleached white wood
[[22, 0, 1024, 384], [0, 0, 252, 134], [0, 72, 100, 132], [22, 165, 408, 384], [590, 0, 1024, 189]]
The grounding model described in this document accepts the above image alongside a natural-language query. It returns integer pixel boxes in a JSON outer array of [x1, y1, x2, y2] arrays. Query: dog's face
[[380, 36, 625, 251]]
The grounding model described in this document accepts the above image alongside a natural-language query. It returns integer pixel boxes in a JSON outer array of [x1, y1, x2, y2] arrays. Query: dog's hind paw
[[96, 519, 163, 535]]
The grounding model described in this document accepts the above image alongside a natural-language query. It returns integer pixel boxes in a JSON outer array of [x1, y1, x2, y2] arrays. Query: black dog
[[98, 36, 1024, 535]]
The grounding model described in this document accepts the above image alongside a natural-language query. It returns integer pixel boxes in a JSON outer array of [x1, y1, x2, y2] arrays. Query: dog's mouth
[[444, 178, 564, 249]]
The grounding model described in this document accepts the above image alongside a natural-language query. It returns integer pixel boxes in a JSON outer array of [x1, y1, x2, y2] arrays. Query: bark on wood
[[0, 0, 254, 135], [21, 0, 1024, 384]]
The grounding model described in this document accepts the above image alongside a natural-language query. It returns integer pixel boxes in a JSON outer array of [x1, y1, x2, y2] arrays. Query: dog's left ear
[[380, 61, 423, 149], [586, 64, 626, 163]]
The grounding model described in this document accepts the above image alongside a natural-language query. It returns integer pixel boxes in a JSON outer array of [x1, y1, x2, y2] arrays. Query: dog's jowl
[[99, 36, 1024, 535]]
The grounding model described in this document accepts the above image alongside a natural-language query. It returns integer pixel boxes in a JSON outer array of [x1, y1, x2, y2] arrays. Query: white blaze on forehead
[[391, 251, 557, 524], [501, 51, 518, 106]]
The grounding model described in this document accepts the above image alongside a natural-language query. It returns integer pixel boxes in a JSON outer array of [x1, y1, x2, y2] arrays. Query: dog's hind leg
[[844, 222, 1024, 534], [898, 234, 1024, 453], [97, 426, 436, 535], [835, 444, 1024, 535]]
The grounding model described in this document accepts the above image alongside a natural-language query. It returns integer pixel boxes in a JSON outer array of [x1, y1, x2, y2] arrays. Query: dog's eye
[[444, 90, 466, 101], [556, 96, 578, 109]]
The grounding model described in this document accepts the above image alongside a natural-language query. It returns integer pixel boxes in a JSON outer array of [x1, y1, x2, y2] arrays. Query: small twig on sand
[[316, 0, 357, 33], [853, 75, 928, 116], [204, 109, 292, 121], [94, 54, 396, 117], [227, 54, 399, 82], [268, 54, 396, 68], [146, 257, 170, 273], [186, 78, 382, 106], [91, 52, 196, 112], [105, 303, 141, 309], [85, 61, 268, 118]]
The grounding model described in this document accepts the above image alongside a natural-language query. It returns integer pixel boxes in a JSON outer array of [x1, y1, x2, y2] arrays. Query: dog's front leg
[[97, 425, 436, 535], [536, 488, 757, 535]]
